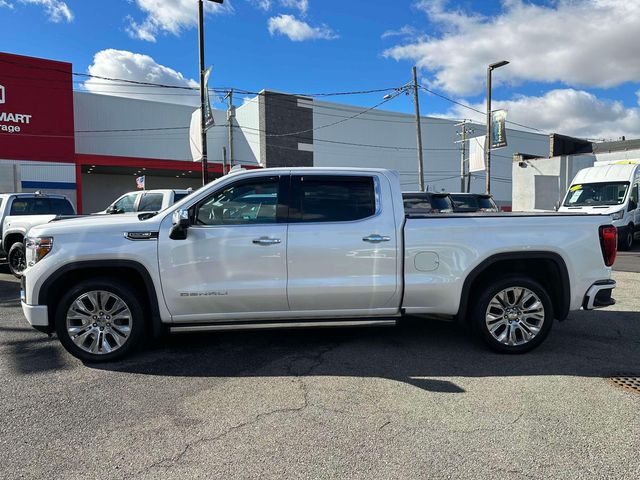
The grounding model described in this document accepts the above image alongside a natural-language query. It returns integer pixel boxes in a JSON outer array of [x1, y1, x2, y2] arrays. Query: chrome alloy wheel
[[485, 287, 545, 347], [66, 290, 132, 355]]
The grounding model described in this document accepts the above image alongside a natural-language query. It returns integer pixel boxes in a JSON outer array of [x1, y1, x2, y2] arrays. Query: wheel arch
[[456, 251, 571, 323], [38, 260, 163, 337], [3, 232, 24, 252]]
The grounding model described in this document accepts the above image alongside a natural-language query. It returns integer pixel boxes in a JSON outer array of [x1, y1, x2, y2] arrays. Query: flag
[[469, 135, 486, 172], [491, 109, 508, 149], [203, 66, 215, 129], [136, 175, 145, 190]]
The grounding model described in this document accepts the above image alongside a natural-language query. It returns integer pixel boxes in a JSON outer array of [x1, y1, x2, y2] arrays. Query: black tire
[[8, 242, 26, 278], [471, 275, 554, 354], [55, 278, 145, 362], [618, 225, 634, 251]]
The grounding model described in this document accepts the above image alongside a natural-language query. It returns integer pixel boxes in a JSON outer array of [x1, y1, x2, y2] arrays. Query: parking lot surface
[[0, 262, 639, 479]]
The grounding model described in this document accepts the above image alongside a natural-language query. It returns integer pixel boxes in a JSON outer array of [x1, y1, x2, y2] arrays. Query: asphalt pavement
[[615, 242, 640, 273], [0, 261, 639, 479]]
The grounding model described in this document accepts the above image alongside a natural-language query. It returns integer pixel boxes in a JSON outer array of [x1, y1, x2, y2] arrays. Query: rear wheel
[[55, 278, 145, 362], [619, 225, 634, 251], [8, 242, 26, 278], [471, 275, 554, 353]]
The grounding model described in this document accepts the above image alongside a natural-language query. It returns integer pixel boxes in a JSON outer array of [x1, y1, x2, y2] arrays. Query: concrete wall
[[74, 92, 227, 163], [81, 173, 201, 214], [513, 148, 640, 211], [0, 160, 77, 208]]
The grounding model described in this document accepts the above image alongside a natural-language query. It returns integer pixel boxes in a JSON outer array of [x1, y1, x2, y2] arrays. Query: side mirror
[[169, 209, 190, 240], [554, 201, 561, 211], [106, 205, 118, 214]]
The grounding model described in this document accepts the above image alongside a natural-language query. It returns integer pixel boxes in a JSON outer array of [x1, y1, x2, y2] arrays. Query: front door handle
[[362, 234, 391, 243], [252, 237, 282, 245]]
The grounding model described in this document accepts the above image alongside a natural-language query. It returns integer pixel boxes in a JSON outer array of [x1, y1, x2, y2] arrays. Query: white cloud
[[248, 0, 272, 11], [9, 0, 73, 22], [127, 0, 233, 42], [84, 49, 200, 106], [267, 14, 337, 41], [381, 25, 420, 40], [445, 89, 640, 141], [279, 0, 308, 15], [384, 0, 640, 96]]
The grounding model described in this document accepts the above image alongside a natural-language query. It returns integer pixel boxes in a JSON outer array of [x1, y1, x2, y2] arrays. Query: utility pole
[[222, 146, 227, 175], [224, 89, 234, 169], [455, 121, 475, 193], [456, 121, 467, 192], [198, 0, 224, 186], [412, 66, 425, 192], [198, 0, 208, 186]]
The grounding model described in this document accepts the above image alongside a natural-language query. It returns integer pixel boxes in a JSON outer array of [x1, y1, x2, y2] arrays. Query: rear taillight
[[599, 225, 617, 267]]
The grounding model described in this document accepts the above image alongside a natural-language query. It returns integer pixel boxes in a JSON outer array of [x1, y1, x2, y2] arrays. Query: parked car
[[20, 168, 616, 362], [558, 160, 639, 250], [449, 193, 500, 212], [402, 192, 454, 214], [97, 189, 192, 215], [0, 192, 75, 277]]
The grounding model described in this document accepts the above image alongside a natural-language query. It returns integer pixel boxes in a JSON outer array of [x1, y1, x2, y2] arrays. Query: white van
[[559, 160, 640, 250]]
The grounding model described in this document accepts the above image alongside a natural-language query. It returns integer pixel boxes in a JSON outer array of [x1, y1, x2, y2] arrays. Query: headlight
[[25, 236, 53, 267], [611, 210, 624, 220]]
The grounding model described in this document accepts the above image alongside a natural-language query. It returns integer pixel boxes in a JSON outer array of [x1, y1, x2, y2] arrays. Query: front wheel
[[471, 275, 554, 353], [8, 242, 26, 278], [55, 278, 145, 362]]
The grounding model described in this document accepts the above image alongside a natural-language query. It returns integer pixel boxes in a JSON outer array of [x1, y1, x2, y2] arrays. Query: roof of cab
[[573, 163, 638, 184]]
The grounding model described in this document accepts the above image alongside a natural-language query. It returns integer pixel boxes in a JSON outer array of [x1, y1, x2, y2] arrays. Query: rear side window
[[292, 175, 376, 222], [138, 193, 164, 212], [450, 195, 477, 209], [49, 198, 75, 215], [173, 192, 190, 203], [477, 197, 497, 210]]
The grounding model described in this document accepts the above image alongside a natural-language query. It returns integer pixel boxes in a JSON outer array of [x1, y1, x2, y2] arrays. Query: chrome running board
[[169, 319, 397, 333]]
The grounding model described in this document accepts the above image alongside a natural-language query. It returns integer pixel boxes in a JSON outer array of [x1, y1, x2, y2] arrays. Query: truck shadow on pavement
[[84, 310, 640, 393]]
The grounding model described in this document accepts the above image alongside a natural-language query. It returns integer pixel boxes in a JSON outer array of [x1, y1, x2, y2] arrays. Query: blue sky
[[2, 0, 640, 140]]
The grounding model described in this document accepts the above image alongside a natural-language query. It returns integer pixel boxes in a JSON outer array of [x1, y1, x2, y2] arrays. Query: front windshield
[[563, 182, 630, 207]]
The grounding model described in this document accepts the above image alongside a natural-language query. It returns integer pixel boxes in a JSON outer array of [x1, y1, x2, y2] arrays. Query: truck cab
[[98, 189, 192, 215], [559, 161, 640, 250]]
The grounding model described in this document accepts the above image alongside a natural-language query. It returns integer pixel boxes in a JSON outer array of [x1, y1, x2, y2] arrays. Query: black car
[[402, 192, 454, 214], [448, 193, 499, 212]]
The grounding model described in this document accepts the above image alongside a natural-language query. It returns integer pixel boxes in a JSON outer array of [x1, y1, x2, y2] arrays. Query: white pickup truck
[[0, 193, 76, 277], [20, 168, 618, 362]]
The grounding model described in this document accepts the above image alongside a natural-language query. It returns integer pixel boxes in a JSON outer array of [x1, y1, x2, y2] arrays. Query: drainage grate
[[608, 376, 640, 395]]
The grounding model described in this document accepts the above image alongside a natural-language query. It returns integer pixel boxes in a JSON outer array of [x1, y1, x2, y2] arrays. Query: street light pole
[[198, 0, 224, 186], [485, 60, 509, 195]]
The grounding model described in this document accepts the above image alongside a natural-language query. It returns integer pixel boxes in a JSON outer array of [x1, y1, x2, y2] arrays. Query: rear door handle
[[362, 234, 391, 243], [252, 237, 282, 245]]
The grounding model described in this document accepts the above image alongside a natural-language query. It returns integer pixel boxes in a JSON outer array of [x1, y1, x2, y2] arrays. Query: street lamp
[[485, 60, 509, 195], [198, 0, 224, 186]]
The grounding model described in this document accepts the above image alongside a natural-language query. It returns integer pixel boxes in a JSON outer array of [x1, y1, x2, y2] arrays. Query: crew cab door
[[286, 173, 399, 314], [158, 175, 289, 321]]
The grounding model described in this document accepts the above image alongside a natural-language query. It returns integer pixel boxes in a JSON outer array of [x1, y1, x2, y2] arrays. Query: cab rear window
[[10, 197, 74, 215]]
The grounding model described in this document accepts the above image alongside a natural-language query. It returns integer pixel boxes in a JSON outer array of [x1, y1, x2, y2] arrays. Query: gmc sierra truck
[[0, 192, 75, 277], [20, 168, 618, 362]]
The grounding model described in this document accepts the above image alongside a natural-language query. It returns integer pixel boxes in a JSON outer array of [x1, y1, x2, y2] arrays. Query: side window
[[292, 175, 376, 223], [10, 198, 39, 215], [10, 199, 29, 215], [138, 193, 164, 212], [631, 184, 639, 209], [196, 177, 279, 225], [112, 193, 138, 213], [49, 198, 75, 215]]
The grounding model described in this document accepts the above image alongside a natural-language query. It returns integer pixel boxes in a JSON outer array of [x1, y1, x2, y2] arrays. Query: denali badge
[[180, 291, 228, 297]]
